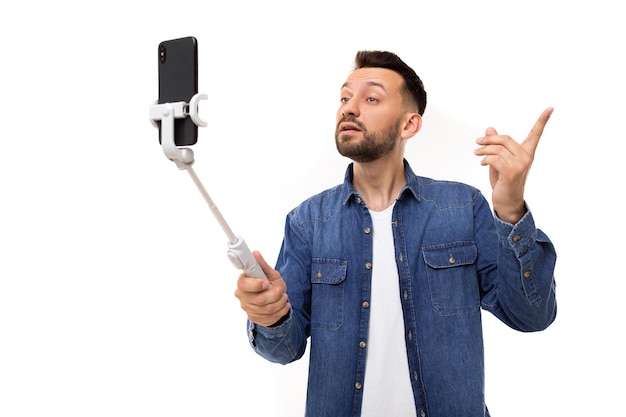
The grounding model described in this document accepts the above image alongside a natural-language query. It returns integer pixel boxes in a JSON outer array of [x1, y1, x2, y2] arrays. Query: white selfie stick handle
[[227, 237, 267, 279]]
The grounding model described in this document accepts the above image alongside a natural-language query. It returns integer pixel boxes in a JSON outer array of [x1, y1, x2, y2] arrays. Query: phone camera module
[[159, 45, 166, 63]]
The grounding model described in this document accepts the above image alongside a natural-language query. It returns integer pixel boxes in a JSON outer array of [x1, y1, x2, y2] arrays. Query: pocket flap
[[422, 242, 477, 269], [311, 258, 347, 284]]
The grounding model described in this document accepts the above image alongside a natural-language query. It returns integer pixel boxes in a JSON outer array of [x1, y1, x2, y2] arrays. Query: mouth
[[339, 122, 362, 133]]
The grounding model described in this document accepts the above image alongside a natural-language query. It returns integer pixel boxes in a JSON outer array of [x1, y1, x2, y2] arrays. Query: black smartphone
[[157, 36, 198, 146]]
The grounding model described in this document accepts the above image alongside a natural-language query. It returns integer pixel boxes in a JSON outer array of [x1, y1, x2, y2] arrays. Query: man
[[234, 50, 557, 417]]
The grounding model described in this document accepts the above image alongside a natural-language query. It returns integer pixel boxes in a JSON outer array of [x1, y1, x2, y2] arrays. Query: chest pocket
[[422, 242, 480, 316], [310, 258, 347, 330]]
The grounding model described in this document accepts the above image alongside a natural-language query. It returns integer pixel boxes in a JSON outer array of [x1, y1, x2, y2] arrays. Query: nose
[[340, 99, 359, 118]]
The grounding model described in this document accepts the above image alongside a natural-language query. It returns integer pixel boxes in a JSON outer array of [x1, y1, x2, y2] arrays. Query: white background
[[1, 1, 623, 416]]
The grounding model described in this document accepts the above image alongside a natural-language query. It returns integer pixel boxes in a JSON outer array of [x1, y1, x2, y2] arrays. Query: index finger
[[523, 107, 554, 155], [237, 272, 270, 292]]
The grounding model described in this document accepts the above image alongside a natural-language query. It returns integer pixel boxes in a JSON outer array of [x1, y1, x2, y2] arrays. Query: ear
[[401, 113, 422, 140]]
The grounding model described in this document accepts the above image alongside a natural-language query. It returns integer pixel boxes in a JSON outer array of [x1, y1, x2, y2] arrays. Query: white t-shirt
[[361, 203, 417, 417]]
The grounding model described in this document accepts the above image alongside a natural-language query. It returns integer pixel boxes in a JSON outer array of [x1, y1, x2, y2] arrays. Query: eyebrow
[[341, 81, 387, 91]]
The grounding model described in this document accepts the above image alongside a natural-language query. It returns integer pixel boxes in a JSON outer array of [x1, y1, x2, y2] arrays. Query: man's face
[[335, 67, 406, 163]]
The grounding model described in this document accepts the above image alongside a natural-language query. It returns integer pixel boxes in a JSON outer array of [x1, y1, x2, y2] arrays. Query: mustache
[[337, 116, 366, 131]]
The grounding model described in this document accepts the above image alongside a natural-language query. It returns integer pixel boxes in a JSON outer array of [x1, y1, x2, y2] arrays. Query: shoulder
[[288, 183, 345, 222], [410, 174, 485, 208]]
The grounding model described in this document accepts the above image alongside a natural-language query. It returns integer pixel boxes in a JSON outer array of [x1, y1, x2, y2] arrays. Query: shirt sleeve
[[481, 203, 557, 331]]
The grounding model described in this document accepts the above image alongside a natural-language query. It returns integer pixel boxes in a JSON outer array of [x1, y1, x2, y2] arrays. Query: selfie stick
[[149, 94, 267, 280]]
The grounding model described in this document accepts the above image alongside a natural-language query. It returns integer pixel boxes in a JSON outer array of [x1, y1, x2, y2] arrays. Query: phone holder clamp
[[149, 93, 207, 170]]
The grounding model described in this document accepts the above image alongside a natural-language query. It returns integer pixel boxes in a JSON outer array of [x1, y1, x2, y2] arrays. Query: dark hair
[[354, 50, 427, 116]]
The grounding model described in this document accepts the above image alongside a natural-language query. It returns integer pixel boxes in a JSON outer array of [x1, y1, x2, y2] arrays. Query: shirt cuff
[[495, 202, 538, 258], [248, 308, 292, 341]]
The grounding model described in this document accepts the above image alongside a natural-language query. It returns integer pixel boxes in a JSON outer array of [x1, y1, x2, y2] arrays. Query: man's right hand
[[234, 251, 290, 327]]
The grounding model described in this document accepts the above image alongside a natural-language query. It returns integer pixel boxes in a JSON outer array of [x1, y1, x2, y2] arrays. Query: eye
[[340, 97, 350, 103], [367, 97, 378, 103]]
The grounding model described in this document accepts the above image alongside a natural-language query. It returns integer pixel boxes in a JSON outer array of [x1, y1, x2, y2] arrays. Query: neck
[[352, 159, 406, 212]]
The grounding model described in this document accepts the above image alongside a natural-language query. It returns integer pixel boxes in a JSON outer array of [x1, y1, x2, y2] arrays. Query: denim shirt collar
[[339, 159, 421, 206]]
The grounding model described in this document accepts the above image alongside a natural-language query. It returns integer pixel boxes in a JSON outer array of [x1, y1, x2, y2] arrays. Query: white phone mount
[[150, 94, 266, 280]]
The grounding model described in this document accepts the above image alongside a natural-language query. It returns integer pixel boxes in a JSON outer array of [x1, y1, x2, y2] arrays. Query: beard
[[335, 116, 402, 163]]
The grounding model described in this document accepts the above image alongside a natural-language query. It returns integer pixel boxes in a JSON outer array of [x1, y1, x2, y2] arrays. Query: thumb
[[253, 251, 284, 286], [485, 127, 498, 136], [252, 250, 272, 273]]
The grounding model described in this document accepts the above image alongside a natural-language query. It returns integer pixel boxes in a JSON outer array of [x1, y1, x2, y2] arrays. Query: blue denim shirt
[[248, 160, 557, 417]]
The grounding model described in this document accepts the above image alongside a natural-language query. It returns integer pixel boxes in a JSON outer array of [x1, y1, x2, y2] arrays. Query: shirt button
[[524, 270, 532, 279], [420, 410, 426, 417], [356, 197, 362, 204], [364, 227, 371, 234], [316, 271, 322, 279], [512, 234, 521, 242], [362, 301, 369, 309], [365, 263, 372, 270], [355, 382, 362, 390], [403, 290, 408, 300], [359, 341, 366, 348], [448, 255, 456, 264]]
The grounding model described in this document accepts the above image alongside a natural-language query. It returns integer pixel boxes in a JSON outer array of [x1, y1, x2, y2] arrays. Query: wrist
[[268, 309, 291, 328], [494, 202, 526, 224]]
